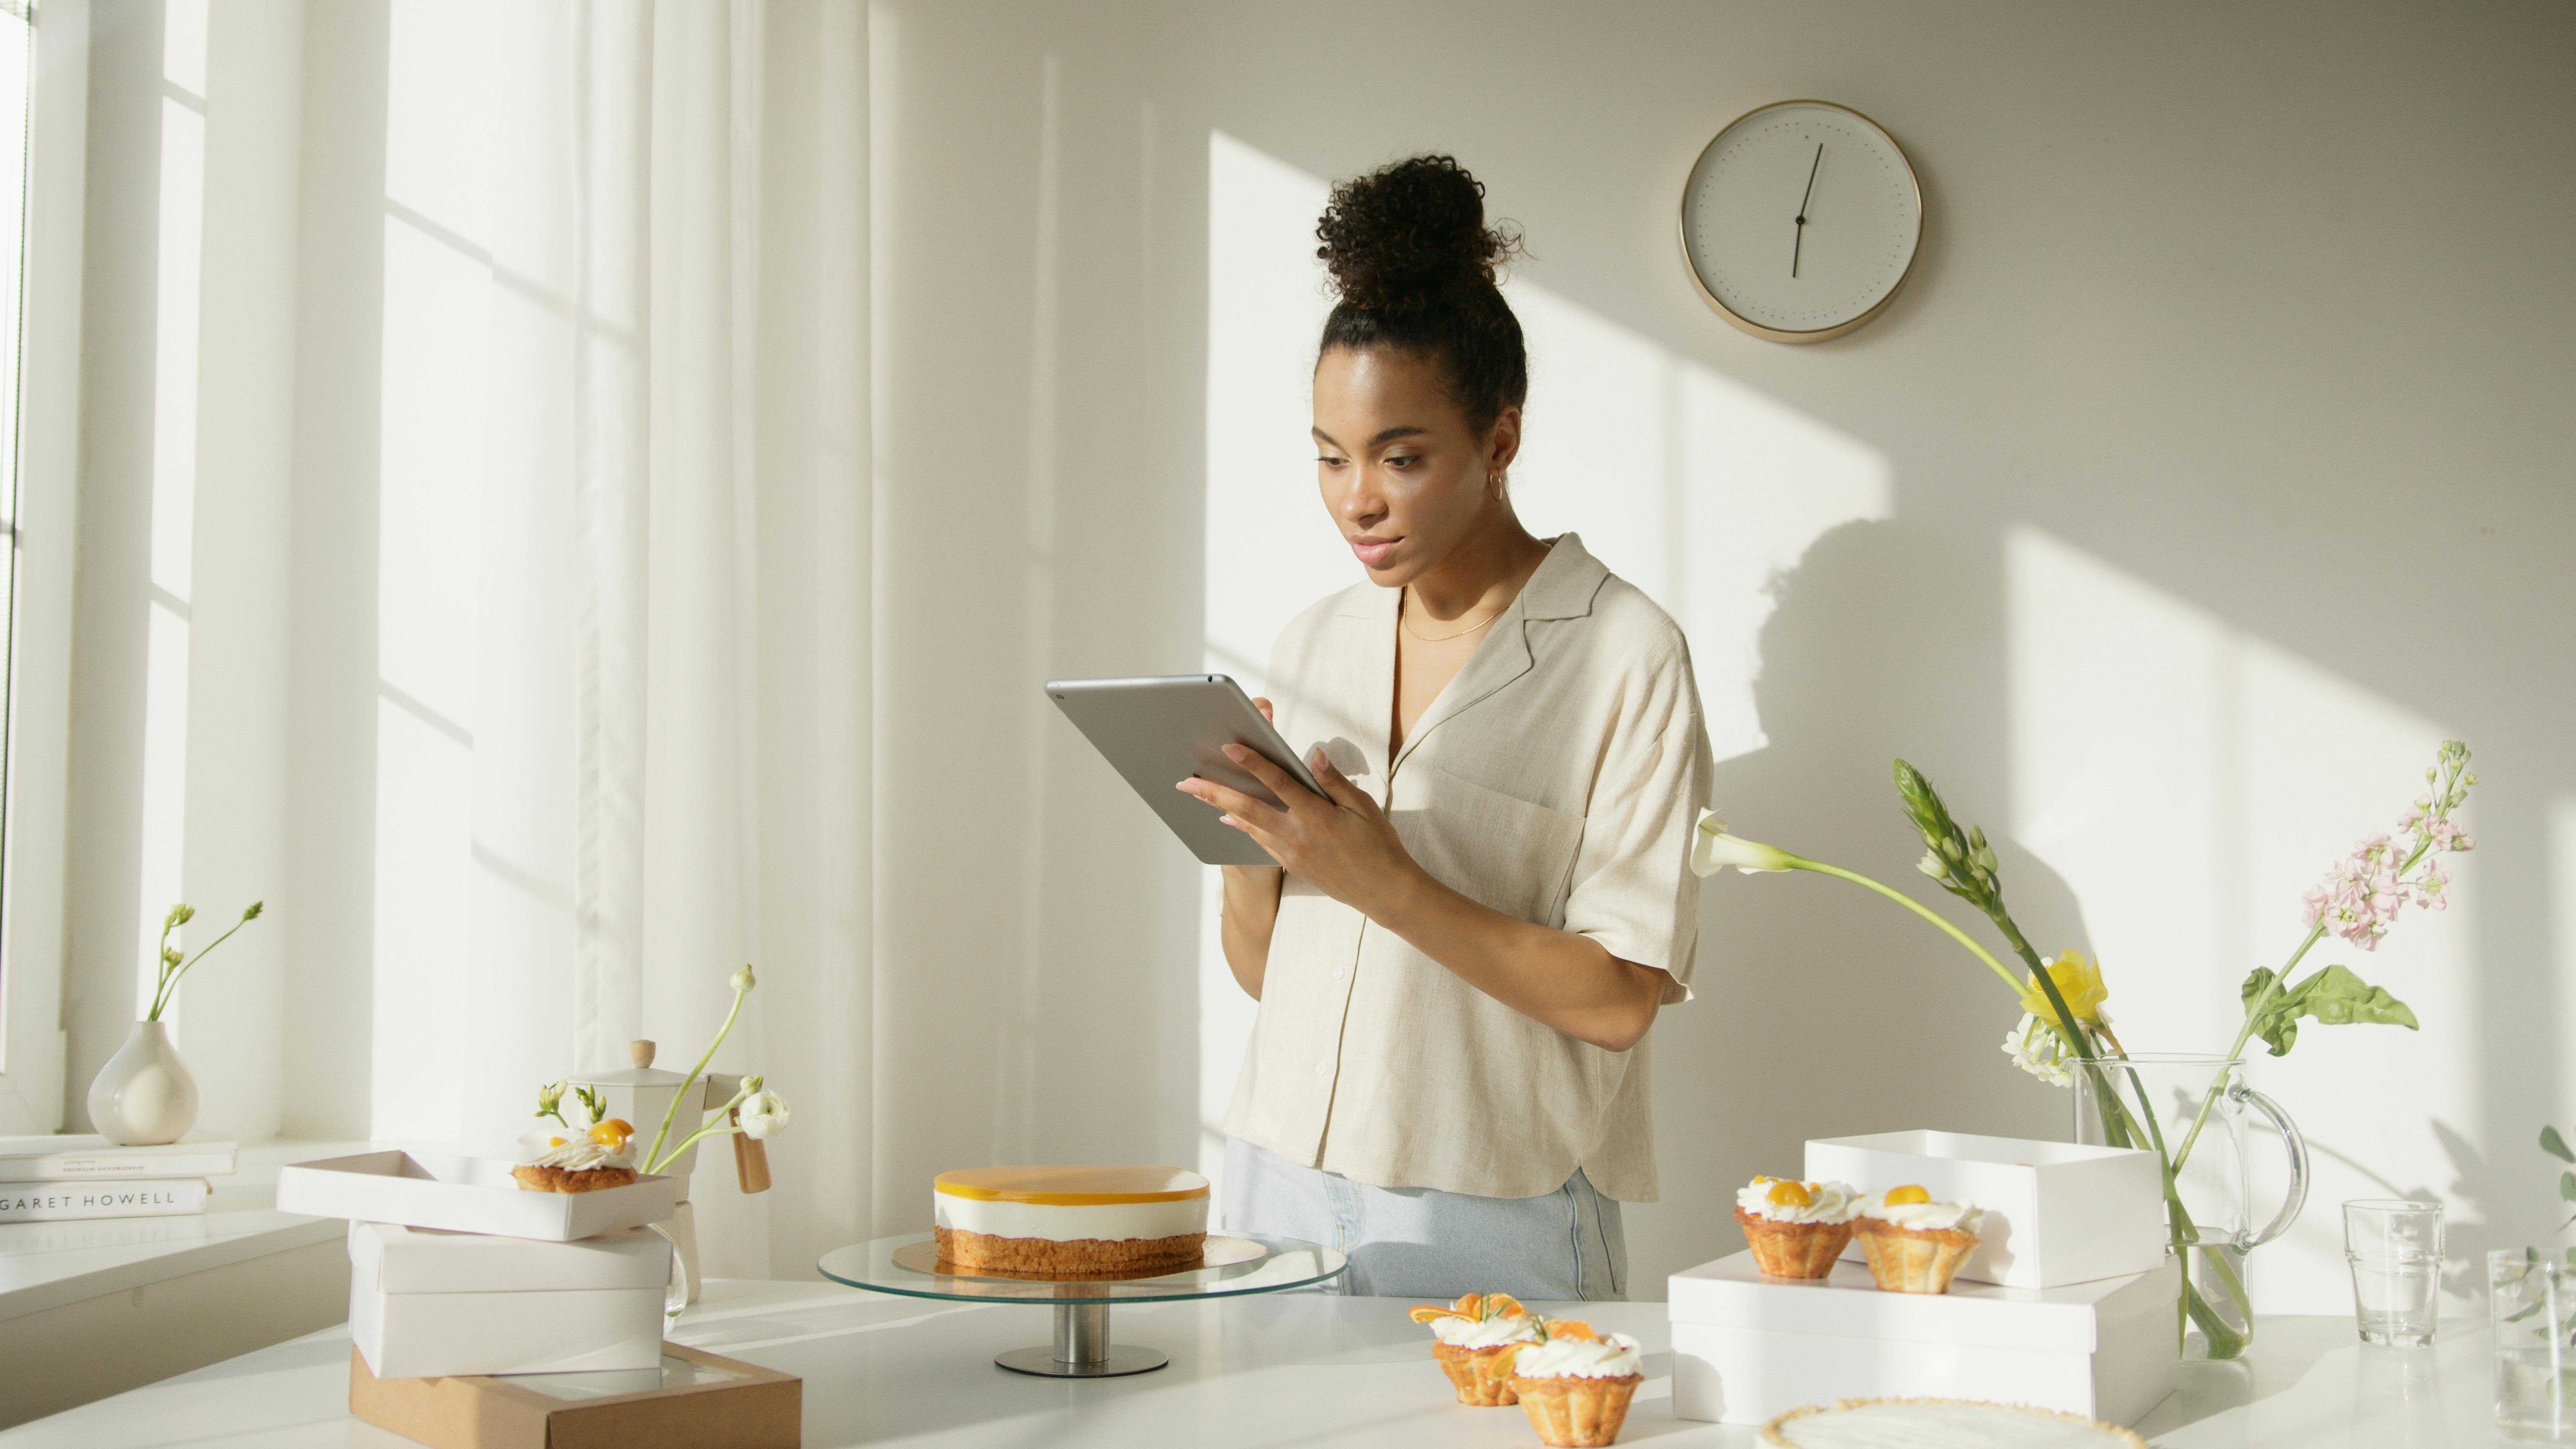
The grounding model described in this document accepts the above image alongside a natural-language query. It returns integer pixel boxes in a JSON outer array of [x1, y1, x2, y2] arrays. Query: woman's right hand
[[1215, 698, 1285, 999], [1221, 698, 1289, 886]]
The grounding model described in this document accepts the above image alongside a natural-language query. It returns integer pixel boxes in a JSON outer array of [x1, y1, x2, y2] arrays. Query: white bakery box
[[1804, 1130, 2168, 1288], [1669, 1129, 2179, 1426], [276, 1148, 681, 1240], [349, 1221, 672, 1378], [1669, 1250, 2179, 1426]]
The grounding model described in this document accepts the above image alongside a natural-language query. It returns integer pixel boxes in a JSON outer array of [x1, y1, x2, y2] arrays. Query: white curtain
[[60, 0, 874, 1279], [451, 0, 873, 1278]]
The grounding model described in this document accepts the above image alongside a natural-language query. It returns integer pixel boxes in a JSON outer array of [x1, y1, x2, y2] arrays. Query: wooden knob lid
[[629, 1039, 656, 1068]]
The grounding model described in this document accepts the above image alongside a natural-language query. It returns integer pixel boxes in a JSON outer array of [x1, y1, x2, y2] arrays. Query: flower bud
[[1916, 851, 1949, 880], [730, 964, 757, 993]]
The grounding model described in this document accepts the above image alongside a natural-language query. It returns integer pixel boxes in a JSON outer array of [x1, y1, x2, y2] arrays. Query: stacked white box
[[1802, 1130, 2167, 1288], [1669, 1250, 2179, 1426], [276, 1150, 681, 1239], [278, 1150, 680, 1379], [348, 1222, 671, 1379]]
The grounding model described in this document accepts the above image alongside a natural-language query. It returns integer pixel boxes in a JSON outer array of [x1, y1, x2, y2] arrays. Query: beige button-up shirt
[[1223, 535, 1712, 1202]]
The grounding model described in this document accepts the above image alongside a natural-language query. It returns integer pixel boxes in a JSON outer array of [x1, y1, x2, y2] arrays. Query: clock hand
[[1793, 141, 1822, 278]]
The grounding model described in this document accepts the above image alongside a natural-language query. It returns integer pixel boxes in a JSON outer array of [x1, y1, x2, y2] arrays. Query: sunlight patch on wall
[[368, 0, 499, 1144], [2006, 526, 2476, 1313], [1200, 129, 1890, 1197]]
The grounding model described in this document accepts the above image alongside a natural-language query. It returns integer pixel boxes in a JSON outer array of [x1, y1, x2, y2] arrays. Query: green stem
[[147, 914, 259, 1021], [2170, 922, 2327, 1175], [642, 985, 746, 1176], [1791, 858, 2028, 999], [645, 1082, 753, 1176]]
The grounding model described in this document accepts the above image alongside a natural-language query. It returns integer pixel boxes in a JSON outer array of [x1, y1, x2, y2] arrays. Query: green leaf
[[2561, 1171, 2576, 1204], [2241, 964, 2418, 1057], [2545, 1125, 2575, 1163]]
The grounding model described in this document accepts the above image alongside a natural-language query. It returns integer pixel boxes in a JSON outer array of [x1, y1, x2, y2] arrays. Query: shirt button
[[1313, 1059, 1331, 1077], [1331, 965, 1347, 981]]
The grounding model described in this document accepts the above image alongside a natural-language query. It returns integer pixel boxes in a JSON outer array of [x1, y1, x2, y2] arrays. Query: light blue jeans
[[1223, 1137, 1628, 1301]]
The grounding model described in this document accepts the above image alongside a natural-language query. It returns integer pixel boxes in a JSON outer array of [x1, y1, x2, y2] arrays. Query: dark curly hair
[[1315, 155, 1527, 436]]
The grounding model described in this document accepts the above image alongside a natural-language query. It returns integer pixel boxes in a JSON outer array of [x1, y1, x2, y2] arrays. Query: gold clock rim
[[1678, 98, 1925, 345]]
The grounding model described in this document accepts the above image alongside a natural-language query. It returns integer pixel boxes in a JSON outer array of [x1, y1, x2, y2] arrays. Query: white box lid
[[1668, 1250, 2179, 1352], [276, 1150, 680, 1241], [350, 1221, 673, 1294]]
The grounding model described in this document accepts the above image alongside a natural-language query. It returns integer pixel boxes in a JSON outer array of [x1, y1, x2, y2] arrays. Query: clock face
[[1681, 101, 1922, 342]]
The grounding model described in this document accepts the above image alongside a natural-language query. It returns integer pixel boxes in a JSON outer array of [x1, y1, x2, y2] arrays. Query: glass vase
[[2072, 1054, 2309, 1361], [2492, 1247, 2576, 1443]]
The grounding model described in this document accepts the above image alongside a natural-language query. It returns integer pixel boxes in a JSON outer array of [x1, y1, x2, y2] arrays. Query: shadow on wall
[[1631, 514, 2086, 1299]]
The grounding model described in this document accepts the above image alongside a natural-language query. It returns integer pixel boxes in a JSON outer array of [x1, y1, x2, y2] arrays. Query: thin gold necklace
[[1401, 589, 1506, 643]]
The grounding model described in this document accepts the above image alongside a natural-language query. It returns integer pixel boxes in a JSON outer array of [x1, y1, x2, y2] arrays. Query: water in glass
[[2345, 1199, 2441, 1346], [2490, 1247, 2576, 1443]]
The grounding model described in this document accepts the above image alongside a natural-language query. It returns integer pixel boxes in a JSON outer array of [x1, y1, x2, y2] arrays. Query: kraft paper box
[[349, 1342, 799, 1449], [349, 1221, 672, 1379], [277, 1149, 681, 1241], [1668, 1249, 2179, 1426], [1804, 1130, 2167, 1288]]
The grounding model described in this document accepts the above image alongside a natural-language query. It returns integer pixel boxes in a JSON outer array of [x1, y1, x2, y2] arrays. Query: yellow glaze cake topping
[[934, 1165, 1210, 1205]]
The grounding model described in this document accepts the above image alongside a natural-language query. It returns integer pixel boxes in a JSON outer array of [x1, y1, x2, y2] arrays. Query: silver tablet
[[1045, 674, 1327, 867]]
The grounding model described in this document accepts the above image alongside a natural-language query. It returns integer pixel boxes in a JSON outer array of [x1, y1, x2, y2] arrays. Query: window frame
[[0, 0, 88, 1135]]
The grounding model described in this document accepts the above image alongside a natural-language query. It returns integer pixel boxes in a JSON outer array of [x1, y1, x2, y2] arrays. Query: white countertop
[[0, 1278, 2509, 1446]]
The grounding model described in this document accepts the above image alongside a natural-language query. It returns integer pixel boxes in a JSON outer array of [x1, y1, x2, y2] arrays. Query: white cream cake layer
[[933, 1193, 1206, 1243]]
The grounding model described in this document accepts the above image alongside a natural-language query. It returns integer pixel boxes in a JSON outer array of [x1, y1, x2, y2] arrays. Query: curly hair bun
[[1316, 155, 1521, 314]]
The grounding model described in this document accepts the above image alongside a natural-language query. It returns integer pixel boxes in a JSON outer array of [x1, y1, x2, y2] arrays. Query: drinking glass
[[2345, 1200, 2441, 1345], [2491, 1247, 2576, 1443]]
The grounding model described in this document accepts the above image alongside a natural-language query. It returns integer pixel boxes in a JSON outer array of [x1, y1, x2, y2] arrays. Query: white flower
[[739, 1089, 789, 1140], [2001, 1013, 2075, 1088], [1690, 811, 1795, 877]]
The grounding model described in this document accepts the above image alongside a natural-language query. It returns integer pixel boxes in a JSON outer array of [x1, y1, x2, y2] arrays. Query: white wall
[[1155, 0, 2576, 1311], [40, 0, 2575, 1310]]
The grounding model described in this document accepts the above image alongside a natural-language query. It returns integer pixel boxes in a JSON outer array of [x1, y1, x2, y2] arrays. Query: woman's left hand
[[1178, 747, 1420, 914]]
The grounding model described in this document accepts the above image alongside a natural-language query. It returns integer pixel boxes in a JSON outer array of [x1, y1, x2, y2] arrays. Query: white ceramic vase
[[87, 1020, 200, 1146]]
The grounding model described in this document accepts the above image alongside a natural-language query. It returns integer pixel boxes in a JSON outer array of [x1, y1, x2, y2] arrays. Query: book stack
[[0, 1134, 237, 1223]]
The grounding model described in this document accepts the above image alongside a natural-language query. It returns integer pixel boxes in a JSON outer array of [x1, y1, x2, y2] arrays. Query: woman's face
[[1311, 346, 1519, 587]]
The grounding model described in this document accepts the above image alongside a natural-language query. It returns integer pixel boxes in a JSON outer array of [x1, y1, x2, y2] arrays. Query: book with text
[[0, 1134, 237, 1181], [0, 1178, 211, 1222]]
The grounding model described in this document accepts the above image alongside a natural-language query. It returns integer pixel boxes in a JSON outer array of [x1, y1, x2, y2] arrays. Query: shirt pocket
[[1403, 766, 1588, 928]]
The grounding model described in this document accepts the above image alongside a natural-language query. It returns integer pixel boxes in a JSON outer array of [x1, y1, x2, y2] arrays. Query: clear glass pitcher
[[2072, 1054, 2310, 1360]]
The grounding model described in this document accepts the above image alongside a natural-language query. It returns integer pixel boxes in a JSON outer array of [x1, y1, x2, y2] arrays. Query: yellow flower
[[2018, 950, 2109, 1025]]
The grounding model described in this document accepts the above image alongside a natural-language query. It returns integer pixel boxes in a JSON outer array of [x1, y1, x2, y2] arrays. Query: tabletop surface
[[0, 1278, 2506, 1446]]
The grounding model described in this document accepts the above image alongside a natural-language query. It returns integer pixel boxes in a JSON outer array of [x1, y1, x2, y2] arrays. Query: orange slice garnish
[[1883, 1184, 1931, 1205], [1408, 1305, 1453, 1324], [1766, 1180, 1814, 1208], [587, 1117, 636, 1148], [1482, 1293, 1527, 1319], [1543, 1319, 1599, 1342]]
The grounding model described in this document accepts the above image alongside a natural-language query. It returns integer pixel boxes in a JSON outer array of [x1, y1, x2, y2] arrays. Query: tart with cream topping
[[1507, 1318, 1644, 1447], [1852, 1184, 1984, 1293], [512, 1118, 640, 1193], [932, 1166, 1208, 1275], [1407, 1293, 1537, 1406], [1733, 1176, 1861, 1279]]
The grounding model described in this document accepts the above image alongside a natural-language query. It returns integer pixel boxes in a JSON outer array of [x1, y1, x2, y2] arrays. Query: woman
[[1176, 156, 1713, 1301]]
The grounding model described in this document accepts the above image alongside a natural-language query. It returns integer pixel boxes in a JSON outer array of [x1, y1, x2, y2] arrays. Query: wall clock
[[1680, 100, 1923, 343]]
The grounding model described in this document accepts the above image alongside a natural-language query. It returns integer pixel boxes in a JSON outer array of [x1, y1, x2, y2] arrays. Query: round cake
[[932, 1166, 1209, 1275], [1763, 1398, 2146, 1447]]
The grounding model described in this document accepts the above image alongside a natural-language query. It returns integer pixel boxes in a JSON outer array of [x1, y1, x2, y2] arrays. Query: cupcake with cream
[[512, 1118, 640, 1193], [1507, 1319, 1644, 1447], [1733, 1176, 1860, 1278], [1854, 1184, 1985, 1293], [1407, 1293, 1537, 1405]]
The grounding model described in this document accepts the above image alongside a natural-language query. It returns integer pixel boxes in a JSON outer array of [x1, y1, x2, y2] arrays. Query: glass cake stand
[[816, 1231, 1346, 1377]]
